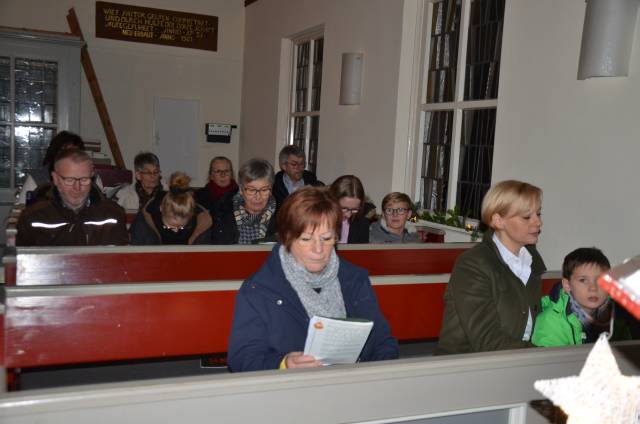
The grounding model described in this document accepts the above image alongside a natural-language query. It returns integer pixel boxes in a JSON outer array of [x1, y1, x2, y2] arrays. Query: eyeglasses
[[286, 160, 305, 168], [384, 207, 409, 216], [211, 169, 231, 176], [57, 174, 93, 186], [243, 186, 272, 197], [138, 170, 161, 176], [341, 207, 361, 215]]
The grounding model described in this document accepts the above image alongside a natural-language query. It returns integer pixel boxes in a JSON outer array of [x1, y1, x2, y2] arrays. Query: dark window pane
[[421, 110, 454, 211], [308, 116, 319, 174], [292, 116, 306, 151], [456, 108, 496, 219], [291, 37, 323, 173], [294, 42, 310, 112], [0, 125, 10, 187], [426, 0, 461, 103], [0, 57, 9, 119], [464, 0, 504, 100], [311, 38, 323, 111]]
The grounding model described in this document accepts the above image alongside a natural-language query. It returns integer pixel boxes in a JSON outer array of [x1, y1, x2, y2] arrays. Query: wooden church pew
[[0, 243, 560, 390]]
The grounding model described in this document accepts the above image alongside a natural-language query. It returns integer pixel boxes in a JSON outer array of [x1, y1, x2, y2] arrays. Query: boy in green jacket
[[532, 247, 630, 346]]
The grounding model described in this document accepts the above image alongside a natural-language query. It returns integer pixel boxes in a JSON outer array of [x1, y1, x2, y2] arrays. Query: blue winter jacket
[[228, 244, 399, 372]]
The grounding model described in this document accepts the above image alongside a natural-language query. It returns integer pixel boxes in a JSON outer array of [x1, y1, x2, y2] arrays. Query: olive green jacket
[[436, 231, 546, 354]]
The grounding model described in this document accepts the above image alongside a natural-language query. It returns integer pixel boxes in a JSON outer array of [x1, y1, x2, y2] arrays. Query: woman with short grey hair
[[211, 158, 277, 244], [238, 158, 275, 187]]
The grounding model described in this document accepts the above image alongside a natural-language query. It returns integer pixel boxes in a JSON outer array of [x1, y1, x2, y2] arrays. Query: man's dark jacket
[[272, 170, 319, 211], [16, 185, 128, 246]]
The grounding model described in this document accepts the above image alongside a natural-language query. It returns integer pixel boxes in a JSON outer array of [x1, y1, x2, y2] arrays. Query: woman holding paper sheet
[[228, 186, 399, 372]]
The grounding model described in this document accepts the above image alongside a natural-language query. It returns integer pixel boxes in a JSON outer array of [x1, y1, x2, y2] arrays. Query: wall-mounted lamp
[[339, 52, 363, 105], [577, 0, 640, 79]]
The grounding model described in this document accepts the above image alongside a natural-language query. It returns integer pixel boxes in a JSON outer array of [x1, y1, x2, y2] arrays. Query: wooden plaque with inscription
[[95, 1, 218, 51]]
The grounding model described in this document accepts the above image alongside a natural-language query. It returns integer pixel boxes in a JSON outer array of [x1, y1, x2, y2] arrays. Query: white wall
[[496, 0, 640, 269], [0, 0, 244, 186], [241, 0, 404, 204], [243, 0, 640, 270]]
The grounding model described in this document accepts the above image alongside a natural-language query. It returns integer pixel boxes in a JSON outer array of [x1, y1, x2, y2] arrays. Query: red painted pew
[[1, 243, 560, 387]]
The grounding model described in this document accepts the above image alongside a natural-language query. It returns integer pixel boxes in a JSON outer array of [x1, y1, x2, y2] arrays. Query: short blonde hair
[[480, 180, 542, 227], [381, 192, 412, 210]]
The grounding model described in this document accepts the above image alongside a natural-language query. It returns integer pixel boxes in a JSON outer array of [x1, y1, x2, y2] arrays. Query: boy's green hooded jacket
[[532, 282, 631, 347]]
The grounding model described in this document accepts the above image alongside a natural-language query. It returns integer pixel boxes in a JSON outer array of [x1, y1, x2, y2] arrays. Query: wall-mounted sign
[[95, 1, 218, 51]]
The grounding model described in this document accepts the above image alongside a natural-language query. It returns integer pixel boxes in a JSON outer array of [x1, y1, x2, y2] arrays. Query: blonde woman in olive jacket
[[436, 180, 546, 354]]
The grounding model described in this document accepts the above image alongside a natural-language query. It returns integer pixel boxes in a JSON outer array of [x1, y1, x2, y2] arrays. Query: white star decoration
[[534, 334, 640, 423]]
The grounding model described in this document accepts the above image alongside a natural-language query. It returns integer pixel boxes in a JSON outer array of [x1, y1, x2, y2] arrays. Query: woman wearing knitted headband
[[129, 171, 212, 244]]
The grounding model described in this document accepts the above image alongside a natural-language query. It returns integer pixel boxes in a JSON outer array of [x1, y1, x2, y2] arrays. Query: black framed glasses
[[57, 175, 93, 186], [243, 186, 272, 196], [384, 207, 409, 215]]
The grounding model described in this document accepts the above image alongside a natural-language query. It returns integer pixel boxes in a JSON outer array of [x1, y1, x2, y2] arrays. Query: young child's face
[[561, 263, 609, 314], [383, 200, 411, 234]]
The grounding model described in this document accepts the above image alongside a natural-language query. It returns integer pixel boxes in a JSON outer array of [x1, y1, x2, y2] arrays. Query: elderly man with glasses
[[16, 149, 128, 246], [272, 145, 320, 211], [114, 151, 167, 212]]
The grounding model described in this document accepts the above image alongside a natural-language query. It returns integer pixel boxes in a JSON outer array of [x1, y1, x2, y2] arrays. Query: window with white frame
[[289, 34, 323, 174], [0, 57, 58, 189], [0, 29, 81, 196], [417, 0, 504, 220]]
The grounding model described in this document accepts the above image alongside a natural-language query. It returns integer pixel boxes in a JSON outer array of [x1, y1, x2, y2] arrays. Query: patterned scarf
[[135, 181, 162, 211], [232, 192, 275, 244], [568, 293, 612, 336], [279, 245, 345, 319]]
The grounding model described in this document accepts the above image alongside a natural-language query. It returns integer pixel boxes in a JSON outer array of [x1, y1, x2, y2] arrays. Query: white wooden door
[[153, 97, 200, 183]]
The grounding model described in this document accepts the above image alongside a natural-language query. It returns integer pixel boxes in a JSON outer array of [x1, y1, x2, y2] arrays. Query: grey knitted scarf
[[279, 245, 346, 319]]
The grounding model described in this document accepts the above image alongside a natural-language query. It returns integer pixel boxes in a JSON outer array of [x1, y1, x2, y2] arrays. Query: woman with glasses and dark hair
[[129, 172, 212, 245], [228, 186, 398, 372], [369, 192, 420, 243], [114, 152, 167, 211], [195, 156, 238, 211], [328, 175, 371, 244], [211, 158, 277, 244]]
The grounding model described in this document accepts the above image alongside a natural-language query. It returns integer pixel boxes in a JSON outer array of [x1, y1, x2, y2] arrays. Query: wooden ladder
[[67, 7, 125, 169]]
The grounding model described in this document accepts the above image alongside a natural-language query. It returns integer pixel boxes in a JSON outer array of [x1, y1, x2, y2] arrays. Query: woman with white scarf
[[228, 186, 399, 371]]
